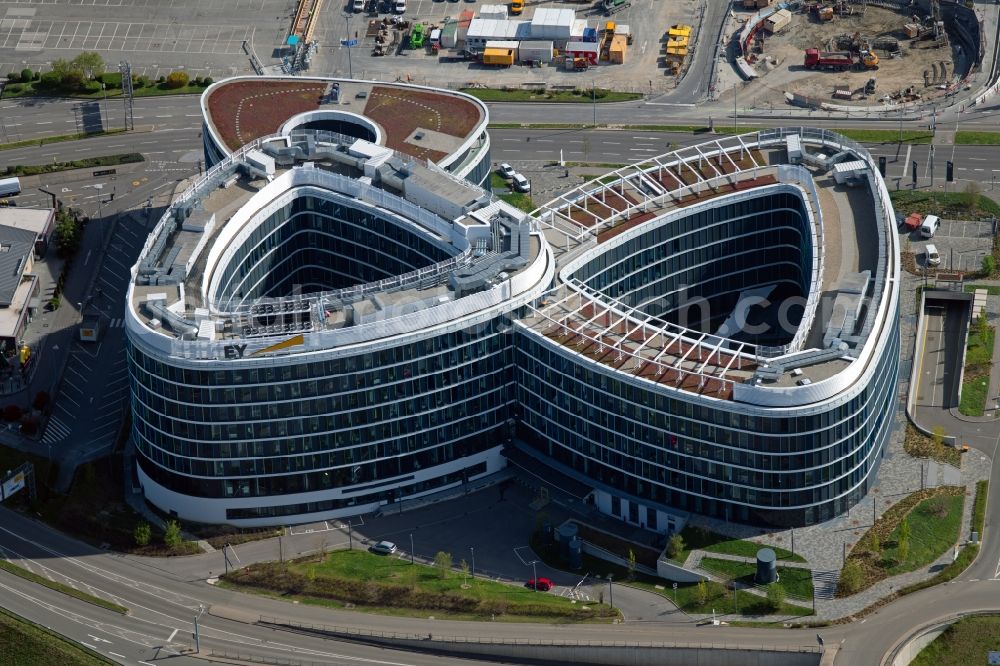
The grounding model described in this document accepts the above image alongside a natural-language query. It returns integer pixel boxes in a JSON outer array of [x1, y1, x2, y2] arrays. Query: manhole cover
[[131, 180, 141, 186]]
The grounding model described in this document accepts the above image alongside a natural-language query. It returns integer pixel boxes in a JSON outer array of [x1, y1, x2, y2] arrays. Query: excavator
[[859, 49, 879, 70]]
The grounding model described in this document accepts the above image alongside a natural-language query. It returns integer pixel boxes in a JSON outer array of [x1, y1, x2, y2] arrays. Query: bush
[[38, 71, 61, 89], [433, 551, 452, 579], [134, 522, 151, 547], [203, 76, 214, 85], [6, 72, 17, 81], [193, 76, 204, 86], [666, 533, 685, 560], [983, 255, 997, 276], [19, 69, 32, 83], [839, 560, 863, 595], [766, 583, 786, 611], [157, 75, 165, 84], [137, 75, 151, 88], [5, 83, 23, 94], [2, 405, 22, 422], [164, 71, 189, 89], [164, 520, 182, 549], [60, 70, 86, 92]]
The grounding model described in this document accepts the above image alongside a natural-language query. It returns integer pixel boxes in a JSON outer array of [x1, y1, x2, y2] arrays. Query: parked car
[[920, 214, 940, 238], [351, 0, 365, 11], [925, 243, 941, 267], [525, 577, 553, 591], [371, 540, 398, 555], [497, 163, 516, 179], [393, 0, 406, 12], [512, 173, 531, 193]]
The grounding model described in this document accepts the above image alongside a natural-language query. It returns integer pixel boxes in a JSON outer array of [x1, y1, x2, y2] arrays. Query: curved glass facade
[[213, 195, 454, 308], [129, 317, 514, 518], [571, 193, 810, 345]]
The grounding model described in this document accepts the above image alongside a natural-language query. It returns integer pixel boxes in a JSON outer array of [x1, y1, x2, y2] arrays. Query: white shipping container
[[570, 18, 588, 40], [518, 39, 553, 63], [832, 160, 867, 184], [529, 7, 574, 40], [465, 18, 527, 48], [478, 3, 508, 19]]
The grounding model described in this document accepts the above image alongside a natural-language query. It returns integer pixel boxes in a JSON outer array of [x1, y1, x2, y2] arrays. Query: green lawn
[[911, 615, 1000, 665], [835, 129, 933, 144], [669, 525, 806, 565], [959, 325, 994, 417], [1, 81, 209, 100], [889, 190, 1000, 219], [462, 88, 642, 103], [223, 550, 616, 622], [840, 487, 965, 596], [882, 495, 965, 575], [0, 606, 113, 665], [698, 557, 813, 600], [628, 578, 812, 617], [0, 560, 126, 614], [955, 131, 1000, 145], [964, 284, 1000, 296], [3, 153, 143, 177], [0, 128, 127, 152]]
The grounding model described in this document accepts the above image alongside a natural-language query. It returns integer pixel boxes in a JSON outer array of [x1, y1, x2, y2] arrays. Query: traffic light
[[878, 156, 886, 177], [946, 161, 954, 182]]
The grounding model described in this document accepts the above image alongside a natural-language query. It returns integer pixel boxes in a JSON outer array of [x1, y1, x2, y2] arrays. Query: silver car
[[371, 540, 397, 555]]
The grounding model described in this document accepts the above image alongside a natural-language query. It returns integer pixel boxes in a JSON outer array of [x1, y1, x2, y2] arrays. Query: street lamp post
[[344, 14, 354, 79], [608, 574, 614, 610], [409, 533, 414, 565], [194, 604, 206, 653], [592, 81, 597, 127], [531, 560, 538, 590], [100, 83, 109, 129], [470, 546, 475, 579]]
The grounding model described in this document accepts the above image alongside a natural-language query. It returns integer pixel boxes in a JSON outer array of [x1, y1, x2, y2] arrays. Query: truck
[[803, 48, 853, 71], [602, 0, 630, 15], [0, 177, 20, 198]]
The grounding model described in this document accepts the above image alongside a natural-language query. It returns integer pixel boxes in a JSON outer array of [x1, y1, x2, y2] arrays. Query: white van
[[925, 243, 941, 267], [920, 214, 940, 238]]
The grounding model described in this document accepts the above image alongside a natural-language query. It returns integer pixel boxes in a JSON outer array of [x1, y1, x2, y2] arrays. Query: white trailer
[[518, 40, 553, 63], [0, 177, 20, 198]]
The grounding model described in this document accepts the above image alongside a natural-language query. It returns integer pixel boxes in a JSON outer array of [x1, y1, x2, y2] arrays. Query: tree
[[203, 76, 214, 85], [962, 181, 982, 212], [164, 520, 182, 549], [164, 71, 189, 89], [19, 68, 32, 83], [839, 560, 864, 595], [766, 583, 786, 611], [460, 558, 470, 582], [60, 69, 86, 91], [626, 548, 637, 581], [133, 522, 151, 547], [977, 310, 990, 342], [433, 551, 452, 579], [694, 579, 708, 607], [54, 211, 81, 259], [38, 71, 61, 89], [982, 254, 997, 277], [666, 533, 685, 560], [49, 58, 73, 78], [71, 52, 104, 79]]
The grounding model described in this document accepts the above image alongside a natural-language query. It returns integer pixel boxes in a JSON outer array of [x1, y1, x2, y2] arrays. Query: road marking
[[82, 643, 98, 650], [108, 652, 125, 659], [88, 634, 111, 643], [83, 250, 91, 266], [167, 628, 178, 642]]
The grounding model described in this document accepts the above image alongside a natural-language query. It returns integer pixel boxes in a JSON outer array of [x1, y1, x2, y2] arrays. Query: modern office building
[[126, 84, 898, 529]]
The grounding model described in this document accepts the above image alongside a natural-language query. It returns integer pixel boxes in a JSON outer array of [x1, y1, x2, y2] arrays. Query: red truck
[[803, 48, 853, 71]]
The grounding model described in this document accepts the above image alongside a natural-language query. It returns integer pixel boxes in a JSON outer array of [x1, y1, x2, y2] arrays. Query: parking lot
[[0, 0, 294, 82], [40, 209, 151, 456], [902, 217, 994, 273]]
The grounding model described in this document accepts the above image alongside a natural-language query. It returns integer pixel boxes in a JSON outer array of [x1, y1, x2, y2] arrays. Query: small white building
[[518, 40, 553, 63]]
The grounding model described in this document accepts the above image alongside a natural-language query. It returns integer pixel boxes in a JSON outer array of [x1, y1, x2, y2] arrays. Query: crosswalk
[[811, 570, 839, 600], [108, 318, 124, 328], [41, 415, 71, 445]]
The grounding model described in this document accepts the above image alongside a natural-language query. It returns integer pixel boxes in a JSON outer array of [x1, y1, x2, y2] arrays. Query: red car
[[525, 577, 553, 591]]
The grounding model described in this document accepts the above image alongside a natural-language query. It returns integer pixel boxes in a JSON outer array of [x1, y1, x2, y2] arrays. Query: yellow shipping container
[[668, 36, 688, 48], [668, 24, 691, 38], [609, 34, 627, 63], [483, 47, 514, 66]]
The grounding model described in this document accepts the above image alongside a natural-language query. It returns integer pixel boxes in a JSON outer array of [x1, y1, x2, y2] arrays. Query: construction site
[[732, 0, 984, 108]]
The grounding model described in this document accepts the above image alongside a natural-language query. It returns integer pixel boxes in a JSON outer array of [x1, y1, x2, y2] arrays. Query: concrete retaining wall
[[260, 619, 822, 666]]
